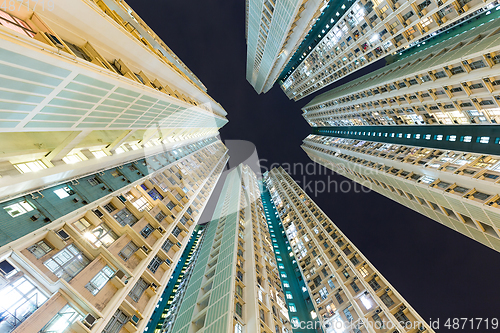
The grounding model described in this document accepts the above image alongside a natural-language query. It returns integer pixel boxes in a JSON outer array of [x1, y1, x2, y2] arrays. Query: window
[[328, 279, 335, 289], [368, 278, 381, 291], [87, 177, 101, 186], [350, 282, 360, 293], [342, 269, 350, 279], [113, 209, 138, 226], [85, 223, 118, 248], [28, 241, 52, 259], [283, 281, 290, 288], [344, 308, 354, 322], [53, 187, 74, 199], [140, 224, 154, 238], [148, 256, 163, 273], [319, 287, 329, 299], [40, 304, 82, 332], [103, 203, 116, 213], [335, 293, 344, 304], [172, 226, 182, 237], [285, 291, 293, 299], [235, 302, 243, 317], [395, 310, 410, 324], [235, 323, 243, 333], [4, 200, 34, 217], [132, 197, 152, 212], [118, 241, 138, 261], [162, 239, 174, 253], [381, 293, 395, 307], [236, 285, 243, 298], [155, 211, 167, 222], [0, 276, 48, 329], [85, 266, 115, 295], [103, 309, 129, 333], [128, 278, 148, 302], [289, 303, 297, 312], [44, 244, 90, 282], [0, 10, 36, 37], [90, 149, 107, 158]]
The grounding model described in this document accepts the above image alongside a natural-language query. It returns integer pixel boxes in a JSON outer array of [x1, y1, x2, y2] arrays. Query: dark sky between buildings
[[126, 1, 498, 331]]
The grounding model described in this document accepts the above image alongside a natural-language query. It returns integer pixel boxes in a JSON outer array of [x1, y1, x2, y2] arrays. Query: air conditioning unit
[[385, 288, 390, 292], [57, 229, 70, 241], [83, 314, 97, 329], [157, 227, 165, 234], [375, 309, 381, 314], [150, 283, 158, 291], [93, 209, 104, 218], [130, 315, 140, 326], [141, 246, 150, 254]]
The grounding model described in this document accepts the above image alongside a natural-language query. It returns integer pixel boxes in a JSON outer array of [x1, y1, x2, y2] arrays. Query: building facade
[[302, 11, 500, 126], [246, 0, 329, 94], [265, 167, 434, 333], [169, 165, 293, 333], [0, 139, 229, 333], [280, 0, 498, 100], [0, 0, 228, 199], [302, 133, 500, 252]]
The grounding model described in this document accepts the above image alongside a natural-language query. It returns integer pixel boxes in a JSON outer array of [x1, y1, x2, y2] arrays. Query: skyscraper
[[0, 138, 229, 333], [246, 0, 329, 94], [0, 0, 231, 332], [168, 165, 293, 333], [280, 0, 498, 100], [0, 0, 228, 199], [265, 167, 434, 333], [301, 11, 500, 252], [156, 164, 432, 333], [302, 11, 500, 127]]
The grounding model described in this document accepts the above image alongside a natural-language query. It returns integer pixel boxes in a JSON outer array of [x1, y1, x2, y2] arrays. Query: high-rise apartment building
[[0, 1, 233, 332], [246, 0, 329, 93], [302, 132, 500, 252], [302, 12, 500, 126], [280, 0, 498, 100], [300, 11, 500, 252], [0, 138, 229, 333], [168, 165, 293, 333], [0, 0, 228, 198], [265, 167, 434, 333]]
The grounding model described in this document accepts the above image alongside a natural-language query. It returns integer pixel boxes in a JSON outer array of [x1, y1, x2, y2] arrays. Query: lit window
[[4, 201, 35, 217], [462, 136, 472, 142], [90, 149, 108, 158], [115, 145, 128, 154], [358, 266, 369, 277], [414, 134, 421, 139], [63, 154, 85, 164], [435, 135, 443, 141], [289, 303, 297, 312], [425, 134, 431, 140], [283, 281, 290, 288], [286, 292, 293, 299], [360, 294, 373, 309], [0, 275, 48, 328], [14, 160, 47, 173], [41, 305, 83, 332], [478, 136, 490, 144], [54, 186, 74, 199], [448, 135, 457, 141], [419, 175, 435, 184]]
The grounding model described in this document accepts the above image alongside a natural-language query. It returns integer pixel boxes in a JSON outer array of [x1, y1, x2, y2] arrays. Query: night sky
[[126, 1, 498, 331]]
